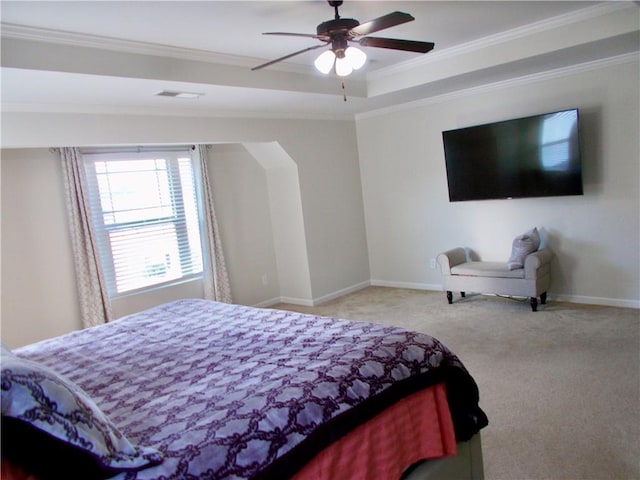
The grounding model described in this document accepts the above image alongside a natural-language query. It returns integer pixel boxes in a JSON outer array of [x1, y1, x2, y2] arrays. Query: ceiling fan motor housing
[[317, 18, 359, 57], [316, 18, 360, 36]]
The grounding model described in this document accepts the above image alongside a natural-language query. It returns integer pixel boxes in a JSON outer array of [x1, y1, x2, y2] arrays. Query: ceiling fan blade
[[358, 37, 435, 53], [251, 43, 329, 71], [263, 32, 324, 40], [350, 11, 414, 37]]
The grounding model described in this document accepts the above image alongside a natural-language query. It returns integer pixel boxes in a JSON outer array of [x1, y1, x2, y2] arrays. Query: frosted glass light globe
[[335, 57, 353, 77], [345, 47, 366, 70], [314, 50, 336, 74]]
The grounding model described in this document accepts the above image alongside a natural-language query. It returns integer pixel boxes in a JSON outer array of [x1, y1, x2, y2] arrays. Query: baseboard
[[277, 296, 315, 307], [552, 294, 640, 309], [370, 279, 443, 291], [252, 297, 283, 308], [252, 281, 372, 308], [254, 282, 639, 310], [371, 280, 639, 309], [310, 281, 371, 306], [252, 296, 314, 308]]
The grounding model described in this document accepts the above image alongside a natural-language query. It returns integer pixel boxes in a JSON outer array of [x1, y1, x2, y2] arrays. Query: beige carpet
[[274, 287, 640, 480]]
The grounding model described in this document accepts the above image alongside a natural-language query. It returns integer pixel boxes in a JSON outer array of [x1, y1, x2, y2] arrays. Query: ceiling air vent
[[156, 90, 203, 99]]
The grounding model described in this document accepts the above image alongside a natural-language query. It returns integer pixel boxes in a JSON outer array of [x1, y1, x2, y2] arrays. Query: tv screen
[[442, 109, 583, 202]]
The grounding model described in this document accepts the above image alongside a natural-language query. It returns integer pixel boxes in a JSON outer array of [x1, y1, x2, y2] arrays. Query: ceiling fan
[[251, 0, 435, 76]]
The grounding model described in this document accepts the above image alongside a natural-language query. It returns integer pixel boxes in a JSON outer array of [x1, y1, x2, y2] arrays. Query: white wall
[[242, 142, 314, 305], [356, 58, 639, 307], [1, 115, 370, 347], [265, 165, 314, 304], [1, 148, 81, 345], [208, 143, 282, 306]]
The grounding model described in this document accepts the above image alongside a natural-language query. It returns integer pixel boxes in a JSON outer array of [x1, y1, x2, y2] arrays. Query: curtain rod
[[80, 145, 196, 155], [50, 145, 201, 154]]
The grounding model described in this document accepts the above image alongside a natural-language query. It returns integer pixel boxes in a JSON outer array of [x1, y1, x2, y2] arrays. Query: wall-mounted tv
[[442, 109, 583, 202]]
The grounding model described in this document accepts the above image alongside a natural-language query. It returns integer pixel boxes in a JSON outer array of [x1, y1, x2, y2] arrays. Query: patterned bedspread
[[14, 299, 487, 479]]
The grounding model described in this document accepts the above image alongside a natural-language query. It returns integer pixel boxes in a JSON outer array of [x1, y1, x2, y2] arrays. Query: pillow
[[1, 354, 162, 479], [507, 227, 540, 270]]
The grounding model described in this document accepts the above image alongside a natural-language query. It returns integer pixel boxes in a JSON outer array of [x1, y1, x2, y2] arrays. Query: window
[[83, 149, 204, 297]]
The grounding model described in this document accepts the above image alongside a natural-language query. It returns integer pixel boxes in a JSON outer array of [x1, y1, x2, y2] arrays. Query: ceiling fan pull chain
[[341, 80, 347, 102]]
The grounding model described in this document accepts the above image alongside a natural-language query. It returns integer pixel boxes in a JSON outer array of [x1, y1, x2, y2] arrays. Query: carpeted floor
[[274, 287, 640, 480]]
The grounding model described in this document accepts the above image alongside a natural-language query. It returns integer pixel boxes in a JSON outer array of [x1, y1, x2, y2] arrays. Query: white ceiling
[[1, 1, 638, 119]]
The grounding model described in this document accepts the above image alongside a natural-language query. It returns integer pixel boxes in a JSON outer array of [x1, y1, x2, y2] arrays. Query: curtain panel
[[197, 145, 232, 303], [60, 147, 113, 327]]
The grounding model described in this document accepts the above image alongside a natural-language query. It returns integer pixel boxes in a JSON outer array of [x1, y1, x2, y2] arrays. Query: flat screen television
[[442, 109, 583, 201]]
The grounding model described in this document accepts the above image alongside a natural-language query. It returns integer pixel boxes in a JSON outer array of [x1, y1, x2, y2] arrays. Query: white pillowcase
[[1, 350, 163, 474], [507, 227, 540, 270]]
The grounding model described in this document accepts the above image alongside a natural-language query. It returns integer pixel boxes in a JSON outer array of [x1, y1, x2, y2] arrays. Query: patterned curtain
[[196, 145, 232, 303], [60, 147, 113, 327]]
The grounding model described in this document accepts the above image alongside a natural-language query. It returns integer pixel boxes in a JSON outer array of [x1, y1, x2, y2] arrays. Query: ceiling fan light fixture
[[253, 3, 434, 75], [335, 56, 353, 77], [345, 46, 366, 70], [314, 50, 336, 74]]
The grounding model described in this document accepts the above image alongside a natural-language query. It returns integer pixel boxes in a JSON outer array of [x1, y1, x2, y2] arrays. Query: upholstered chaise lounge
[[437, 247, 553, 311], [437, 228, 553, 312]]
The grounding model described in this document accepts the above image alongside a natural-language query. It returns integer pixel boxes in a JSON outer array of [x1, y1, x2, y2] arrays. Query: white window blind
[[83, 149, 204, 297]]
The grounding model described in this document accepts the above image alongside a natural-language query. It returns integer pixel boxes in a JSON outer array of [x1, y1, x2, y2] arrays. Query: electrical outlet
[[261, 274, 268, 286], [429, 258, 437, 269]]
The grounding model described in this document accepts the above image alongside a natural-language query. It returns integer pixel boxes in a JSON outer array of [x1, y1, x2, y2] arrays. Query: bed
[[1, 299, 488, 480]]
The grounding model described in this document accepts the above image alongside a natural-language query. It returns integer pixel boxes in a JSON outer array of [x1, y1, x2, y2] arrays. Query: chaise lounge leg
[[446, 291, 453, 304], [461, 292, 466, 297], [530, 297, 538, 312], [540, 292, 547, 304]]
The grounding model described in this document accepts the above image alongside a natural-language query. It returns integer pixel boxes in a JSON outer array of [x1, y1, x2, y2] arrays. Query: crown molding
[[367, 1, 636, 81], [0, 22, 316, 76], [0, 23, 245, 64], [357, 52, 639, 121]]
